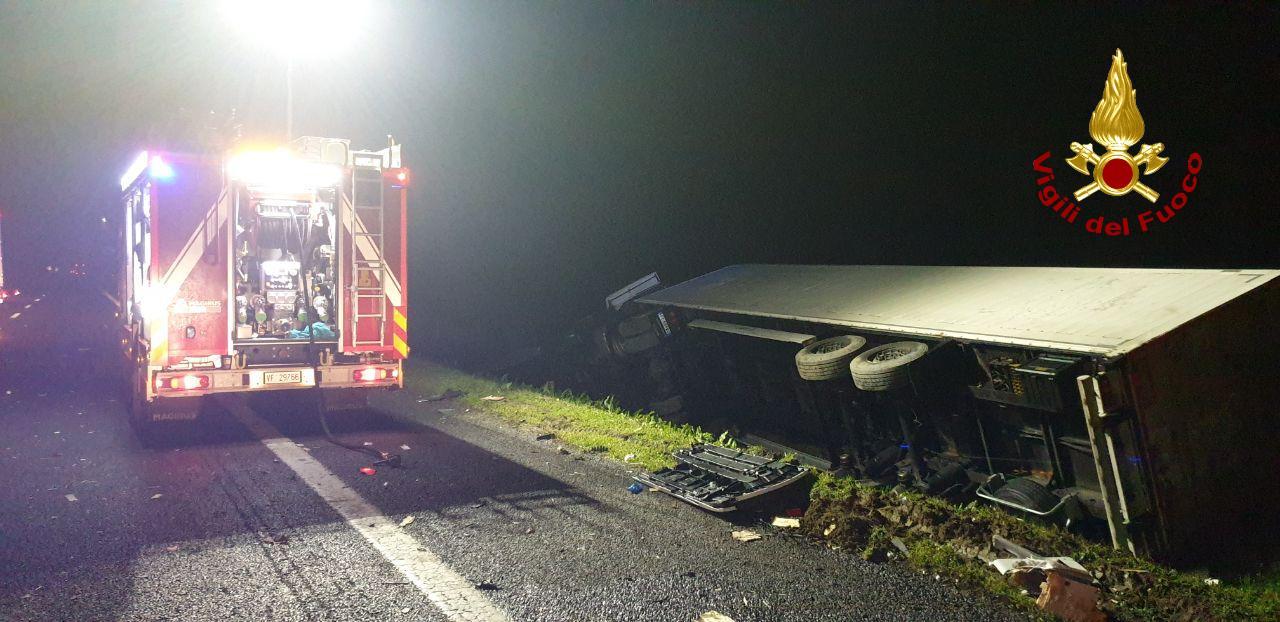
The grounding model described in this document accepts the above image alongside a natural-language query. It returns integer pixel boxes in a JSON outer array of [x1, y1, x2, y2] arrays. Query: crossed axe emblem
[[1066, 142, 1168, 202]]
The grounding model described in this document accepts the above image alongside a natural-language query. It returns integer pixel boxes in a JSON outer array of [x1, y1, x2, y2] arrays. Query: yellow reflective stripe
[[393, 334, 409, 357], [393, 308, 407, 331]]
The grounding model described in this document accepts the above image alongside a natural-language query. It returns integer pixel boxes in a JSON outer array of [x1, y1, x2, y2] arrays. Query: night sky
[[1, 2, 1277, 362]]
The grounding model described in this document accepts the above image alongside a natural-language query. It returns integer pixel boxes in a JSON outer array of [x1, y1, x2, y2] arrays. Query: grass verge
[[404, 360, 1280, 621]]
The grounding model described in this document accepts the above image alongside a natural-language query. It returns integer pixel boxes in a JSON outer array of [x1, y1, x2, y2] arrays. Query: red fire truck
[[118, 136, 409, 429]]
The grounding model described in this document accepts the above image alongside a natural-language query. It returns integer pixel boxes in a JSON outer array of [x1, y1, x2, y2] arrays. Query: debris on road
[[635, 444, 809, 513], [480, 395, 506, 402], [1036, 571, 1106, 622], [259, 531, 290, 545], [697, 611, 736, 622], [64, 494, 78, 502], [360, 467, 377, 476], [475, 582, 499, 591], [400, 444, 411, 451], [362, 441, 373, 446], [731, 529, 762, 542], [399, 515, 415, 528], [149, 493, 163, 500], [419, 389, 464, 402], [165, 545, 179, 552], [623, 453, 637, 463], [535, 432, 556, 441], [771, 517, 801, 528], [627, 482, 645, 494]]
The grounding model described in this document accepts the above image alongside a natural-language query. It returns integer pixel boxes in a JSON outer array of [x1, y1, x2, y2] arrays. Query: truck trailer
[[636, 264, 1279, 565], [117, 136, 409, 428]]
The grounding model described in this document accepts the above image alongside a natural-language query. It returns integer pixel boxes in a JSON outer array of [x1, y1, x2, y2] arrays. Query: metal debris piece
[[732, 529, 762, 542], [771, 517, 800, 528]]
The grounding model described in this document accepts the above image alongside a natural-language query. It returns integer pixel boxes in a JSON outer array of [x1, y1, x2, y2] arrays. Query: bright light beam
[[220, 0, 371, 60]]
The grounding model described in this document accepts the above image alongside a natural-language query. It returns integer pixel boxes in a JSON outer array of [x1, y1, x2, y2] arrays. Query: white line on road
[[223, 398, 509, 622]]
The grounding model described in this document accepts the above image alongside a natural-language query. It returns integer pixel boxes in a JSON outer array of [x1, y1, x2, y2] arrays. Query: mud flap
[[634, 444, 810, 513]]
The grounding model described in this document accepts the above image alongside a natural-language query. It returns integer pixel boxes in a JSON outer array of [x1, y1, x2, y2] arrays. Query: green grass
[[401, 360, 1280, 621], [403, 361, 712, 471]]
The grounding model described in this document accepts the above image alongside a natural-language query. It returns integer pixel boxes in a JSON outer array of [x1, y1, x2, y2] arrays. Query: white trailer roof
[[639, 265, 1279, 358]]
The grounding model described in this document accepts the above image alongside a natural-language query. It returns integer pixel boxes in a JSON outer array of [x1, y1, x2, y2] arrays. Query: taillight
[[155, 374, 210, 392], [356, 367, 396, 382]]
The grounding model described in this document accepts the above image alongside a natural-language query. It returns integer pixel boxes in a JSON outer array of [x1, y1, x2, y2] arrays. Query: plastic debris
[[399, 515, 415, 528], [400, 444, 411, 451], [419, 389, 463, 403], [362, 442, 373, 446], [64, 494, 78, 502], [165, 545, 179, 552], [627, 482, 645, 494], [480, 395, 506, 402], [360, 467, 377, 476], [475, 582, 499, 591], [1036, 571, 1106, 622], [771, 517, 801, 528], [1204, 578, 1221, 586], [623, 453, 637, 463], [150, 493, 163, 500], [698, 612, 735, 622], [732, 529, 762, 542]]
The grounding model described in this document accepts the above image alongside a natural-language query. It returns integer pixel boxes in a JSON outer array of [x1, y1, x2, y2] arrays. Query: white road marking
[[9, 312, 19, 320], [223, 398, 509, 622]]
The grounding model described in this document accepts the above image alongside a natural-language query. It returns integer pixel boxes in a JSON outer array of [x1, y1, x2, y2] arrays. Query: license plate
[[264, 370, 302, 385]]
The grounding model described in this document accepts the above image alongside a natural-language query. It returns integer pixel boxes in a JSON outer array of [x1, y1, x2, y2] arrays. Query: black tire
[[850, 341, 928, 391], [993, 476, 1060, 513], [795, 335, 867, 381]]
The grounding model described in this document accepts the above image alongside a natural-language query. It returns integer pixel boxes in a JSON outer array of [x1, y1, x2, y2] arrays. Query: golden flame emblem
[[1066, 50, 1168, 202]]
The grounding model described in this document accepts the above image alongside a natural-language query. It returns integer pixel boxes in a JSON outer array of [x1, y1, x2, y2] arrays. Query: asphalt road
[[0, 285, 1031, 621]]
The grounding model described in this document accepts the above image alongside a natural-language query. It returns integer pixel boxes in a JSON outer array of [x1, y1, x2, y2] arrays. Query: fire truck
[[117, 136, 409, 429]]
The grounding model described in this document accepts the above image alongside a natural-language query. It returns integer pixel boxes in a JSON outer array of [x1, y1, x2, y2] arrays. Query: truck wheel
[[850, 341, 928, 391], [994, 476, 1060, 513], [795, 335, 867, 381]]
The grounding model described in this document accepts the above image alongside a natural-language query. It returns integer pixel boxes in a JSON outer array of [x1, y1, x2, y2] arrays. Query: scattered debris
[[623, 453, 637, 463], [636, 445, 810, 513], [557, 446, 570, 455], [732, 529, 762, 542], [401, 607, 411, 613], [360, 467, 377, 476], [399, 515, 415, 528], [535, 433, 556, 441], [1203, 577, 1221, 586], [475, 582, 499, 591], [771, 517, 801, 528], [259, 532, 290, 545], [362, 442, 373, 446], [524, 527, 535, 534], [1036, 571, 1106, 622], [627, 483, 645, 494], [165, 545, 179, 552], [890, 537, 909, 555], [150, 493, 163, 500], [419, 389, 464, 402], [480, 395, 506, 402], [65, 494, 78, 502], [399, 444, 411, 451], [697, 611, 735, 622], [823, 524, 836, 537], [437, 408, 455, 414]]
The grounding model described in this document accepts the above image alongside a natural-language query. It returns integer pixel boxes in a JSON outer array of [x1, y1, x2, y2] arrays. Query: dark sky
[[2, 2, 1277, 359]]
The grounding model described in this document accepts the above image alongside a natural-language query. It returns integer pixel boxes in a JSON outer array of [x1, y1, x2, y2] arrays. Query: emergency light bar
[[119, 151, 149, 191]]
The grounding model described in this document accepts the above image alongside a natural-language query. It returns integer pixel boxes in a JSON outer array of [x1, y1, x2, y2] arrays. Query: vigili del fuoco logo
[[1032, 50, 1202, 236]]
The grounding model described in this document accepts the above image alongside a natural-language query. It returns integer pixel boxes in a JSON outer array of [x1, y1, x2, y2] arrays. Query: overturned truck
[[636, 264, 1279, 565]]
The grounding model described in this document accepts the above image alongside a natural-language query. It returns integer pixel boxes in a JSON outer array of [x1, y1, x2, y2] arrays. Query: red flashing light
[[389, 168, 409, 187]]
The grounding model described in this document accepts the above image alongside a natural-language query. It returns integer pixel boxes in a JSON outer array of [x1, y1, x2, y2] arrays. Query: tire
[[850, 341, 928, 391], [795, 335, 867, 381], [994, 476, 1060, 513]]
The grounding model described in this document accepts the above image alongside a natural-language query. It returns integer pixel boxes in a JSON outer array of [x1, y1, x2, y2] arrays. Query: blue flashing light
[[149, 156, 174, 180]]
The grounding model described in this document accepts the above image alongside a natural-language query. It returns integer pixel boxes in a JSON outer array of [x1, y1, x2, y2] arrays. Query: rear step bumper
[[635, 444, 810, 512], [148, 362, 402, 400]]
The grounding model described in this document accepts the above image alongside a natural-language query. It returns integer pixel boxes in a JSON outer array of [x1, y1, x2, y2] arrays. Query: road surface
[[0, 286, 1030, 621]]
